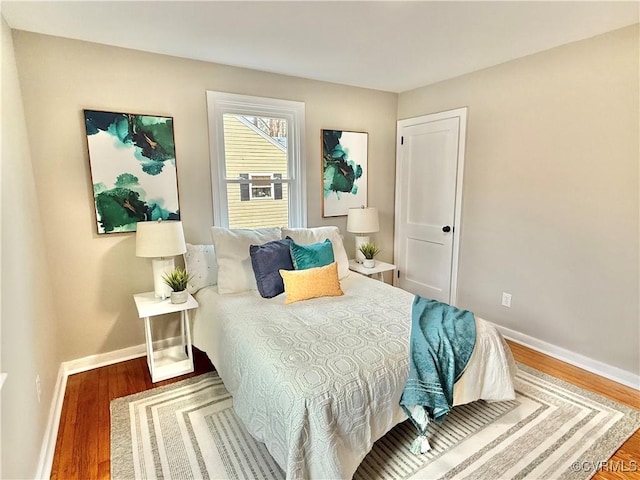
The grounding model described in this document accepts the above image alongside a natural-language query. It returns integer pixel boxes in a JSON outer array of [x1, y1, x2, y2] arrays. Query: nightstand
[[133, 292, 198, 383], [348, 259, 396, 284]]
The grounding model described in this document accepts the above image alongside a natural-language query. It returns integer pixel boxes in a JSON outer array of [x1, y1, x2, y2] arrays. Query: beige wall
[[5, 19, 636, 477], [6, 21, 637, 428], [399, 25, 639, 375], [1, 18, 62, 479], [11, 31, 398, 361]]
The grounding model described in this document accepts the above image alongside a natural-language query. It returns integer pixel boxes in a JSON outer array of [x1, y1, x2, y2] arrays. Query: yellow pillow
[[279, 262, 343, 304]]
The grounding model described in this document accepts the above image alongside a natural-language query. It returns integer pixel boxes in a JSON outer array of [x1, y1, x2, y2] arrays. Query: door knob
[[442, 226, 451, 233]]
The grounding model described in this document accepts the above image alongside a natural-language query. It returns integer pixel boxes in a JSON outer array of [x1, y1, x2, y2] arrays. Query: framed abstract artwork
[[84, 109, 180, 234], [322, 129, 368, 217]]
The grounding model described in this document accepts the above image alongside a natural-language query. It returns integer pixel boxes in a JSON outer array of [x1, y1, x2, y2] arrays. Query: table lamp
[[136, 220, 187, 299], [347, 206, 380, 263]]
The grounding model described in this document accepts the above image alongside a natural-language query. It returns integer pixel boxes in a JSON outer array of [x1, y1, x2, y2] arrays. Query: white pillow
[[211, 227, 282, 294], [184, 244, 218, 294], [281, 226, 350, 279]]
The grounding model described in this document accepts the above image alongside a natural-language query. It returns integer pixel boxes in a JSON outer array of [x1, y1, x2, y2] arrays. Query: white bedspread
[[192, 274, 516, 479]]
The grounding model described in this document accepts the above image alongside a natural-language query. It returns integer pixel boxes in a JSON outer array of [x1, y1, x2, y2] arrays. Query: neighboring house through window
[[207, 92, 306, 229]]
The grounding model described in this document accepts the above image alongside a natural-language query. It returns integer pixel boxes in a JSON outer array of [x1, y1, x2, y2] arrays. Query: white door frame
[[393, 107, 467, 306]]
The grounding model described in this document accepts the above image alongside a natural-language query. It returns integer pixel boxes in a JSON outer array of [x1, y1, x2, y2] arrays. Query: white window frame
[[206, 91, 306, 228]]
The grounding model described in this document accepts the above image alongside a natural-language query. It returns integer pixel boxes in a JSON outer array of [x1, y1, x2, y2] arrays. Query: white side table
[[133, 292, 199, 383], [348, 259, 396, 284]]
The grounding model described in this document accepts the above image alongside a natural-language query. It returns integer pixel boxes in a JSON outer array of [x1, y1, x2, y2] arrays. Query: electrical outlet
[[35, 375, 42, 404], [501, 292, 512, 308]]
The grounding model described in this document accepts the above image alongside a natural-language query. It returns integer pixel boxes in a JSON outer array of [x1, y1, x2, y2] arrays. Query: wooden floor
[[50, 348, 216, 480], [50, 342, 639, 480]]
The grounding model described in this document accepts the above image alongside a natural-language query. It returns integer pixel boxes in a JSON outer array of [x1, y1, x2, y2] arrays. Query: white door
[[394, 108, 467, 304]]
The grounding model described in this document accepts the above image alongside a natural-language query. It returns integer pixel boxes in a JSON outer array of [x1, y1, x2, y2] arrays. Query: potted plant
[[358, 242, 381, 268], [162, 267, 193, 304]]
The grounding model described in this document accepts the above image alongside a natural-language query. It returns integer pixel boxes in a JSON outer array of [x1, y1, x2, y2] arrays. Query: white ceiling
[[2, 1, 638, 93]]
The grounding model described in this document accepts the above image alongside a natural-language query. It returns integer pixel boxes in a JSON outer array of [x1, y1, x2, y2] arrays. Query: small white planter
[[362, 258, 375, 268], [170, 290, 189, 304]]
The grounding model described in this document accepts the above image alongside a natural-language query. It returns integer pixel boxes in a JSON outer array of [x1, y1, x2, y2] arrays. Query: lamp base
[[151, 257, 175, 299], [354, 235, 370, 263]]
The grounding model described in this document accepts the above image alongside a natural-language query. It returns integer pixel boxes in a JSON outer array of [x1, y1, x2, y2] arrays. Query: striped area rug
[[111, 365, 640, 479]]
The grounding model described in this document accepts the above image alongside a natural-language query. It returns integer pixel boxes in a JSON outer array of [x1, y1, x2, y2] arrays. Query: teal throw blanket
[[400, 295, 476, 453]]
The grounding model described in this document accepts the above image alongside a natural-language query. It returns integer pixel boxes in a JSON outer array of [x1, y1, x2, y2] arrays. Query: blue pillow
[[250, 238, 294, 298], [290, 238, 335, 270]]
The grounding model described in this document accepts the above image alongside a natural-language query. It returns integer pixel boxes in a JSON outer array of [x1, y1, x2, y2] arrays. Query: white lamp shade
[[347, 207, 380, 234], [135, 220, 186, 258]]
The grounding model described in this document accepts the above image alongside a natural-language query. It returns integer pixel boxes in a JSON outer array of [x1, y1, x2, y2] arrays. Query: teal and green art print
[[322, 129, 368, 217], [84, 110, 180, 234]]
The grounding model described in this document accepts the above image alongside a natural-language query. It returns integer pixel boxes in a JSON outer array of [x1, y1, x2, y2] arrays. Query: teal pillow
[[289, 238, 335, 270]]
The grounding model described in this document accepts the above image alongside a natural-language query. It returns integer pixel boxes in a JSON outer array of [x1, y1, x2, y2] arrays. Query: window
[[239, 173, 283, 201], [207, 92, 306, 229], [251, 175, 273, 199]]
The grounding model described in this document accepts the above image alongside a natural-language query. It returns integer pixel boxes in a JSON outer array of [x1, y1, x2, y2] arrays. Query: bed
[[190, 252, 517, 479]]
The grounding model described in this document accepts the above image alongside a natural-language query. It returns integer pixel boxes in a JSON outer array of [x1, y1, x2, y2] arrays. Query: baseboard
[[35, 337, 181, 479], [62, 343, 147, 376], [492, 322, 640, 390], [35, 364, 66, 480]]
